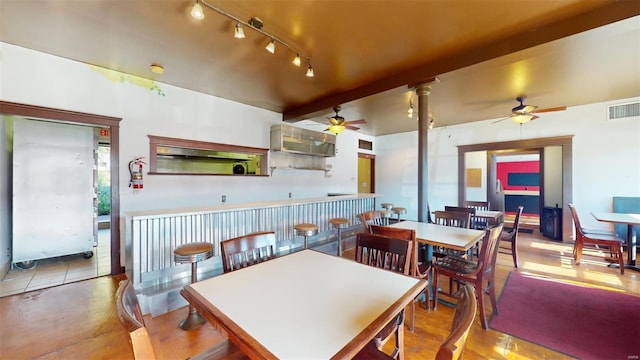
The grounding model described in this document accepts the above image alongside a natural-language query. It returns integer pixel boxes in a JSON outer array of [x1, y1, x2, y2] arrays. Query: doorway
[[0, 101, 121, 296], [358, 153, 375, 193], [458, 136, 573, 241]]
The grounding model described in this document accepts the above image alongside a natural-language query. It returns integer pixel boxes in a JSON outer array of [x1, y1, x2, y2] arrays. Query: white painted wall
[[464, 151, 487, 202], [0, 42, 372, 269], [376, 98, 640, 232]]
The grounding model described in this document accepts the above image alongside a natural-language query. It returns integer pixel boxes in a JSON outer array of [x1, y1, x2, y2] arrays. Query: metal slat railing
[[126, 195, 377, 287]]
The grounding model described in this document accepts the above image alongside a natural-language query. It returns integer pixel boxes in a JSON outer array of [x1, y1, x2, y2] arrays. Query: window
[[148, 135, 268, 176]]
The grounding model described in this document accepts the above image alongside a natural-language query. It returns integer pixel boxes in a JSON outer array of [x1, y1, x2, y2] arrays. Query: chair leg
[[476, 282, 488, 330], [511, 241, 518, 268], [574, 241, 583, 265], [616, 245, 624, 275], [487, 279, 498, 316], [432, 271, 439, 310]]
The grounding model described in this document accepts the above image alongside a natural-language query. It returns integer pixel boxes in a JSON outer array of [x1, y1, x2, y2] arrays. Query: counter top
[[126, 193, 381, 219]]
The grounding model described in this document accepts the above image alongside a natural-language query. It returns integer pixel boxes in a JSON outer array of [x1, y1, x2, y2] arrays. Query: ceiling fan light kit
[[190, 0, 313, 77]]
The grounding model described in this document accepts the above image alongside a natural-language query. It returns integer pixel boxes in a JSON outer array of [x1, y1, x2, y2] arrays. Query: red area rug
[[490, 272, 640, 360]]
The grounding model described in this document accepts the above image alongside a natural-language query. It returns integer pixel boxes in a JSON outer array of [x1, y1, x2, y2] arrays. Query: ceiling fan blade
[[345, 119, 367, 125], [345, 125, 360, 130], [533, 106, 567, 113], [491, 116, 510, 124]]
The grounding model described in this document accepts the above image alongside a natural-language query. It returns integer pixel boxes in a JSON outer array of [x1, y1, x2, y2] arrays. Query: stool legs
[[179, 262, 206, 330], [336, 227, 343, 257]]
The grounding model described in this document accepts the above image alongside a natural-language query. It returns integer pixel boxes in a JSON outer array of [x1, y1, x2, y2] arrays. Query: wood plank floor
[[1, 230, 637, 359]]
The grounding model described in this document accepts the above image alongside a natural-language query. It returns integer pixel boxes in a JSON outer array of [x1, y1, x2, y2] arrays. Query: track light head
[[234, 23, 245, 39], [190, 1, 204, 20], [292, 53, 301, 67], [265, 39, 276, 54], [306, 63, 314, 77]]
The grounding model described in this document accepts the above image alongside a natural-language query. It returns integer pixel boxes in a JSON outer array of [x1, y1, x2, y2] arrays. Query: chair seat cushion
[[434, 255, 478, 274]]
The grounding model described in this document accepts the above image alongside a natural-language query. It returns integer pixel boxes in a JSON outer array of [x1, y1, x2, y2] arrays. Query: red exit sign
[[99, 128, 110, 137]]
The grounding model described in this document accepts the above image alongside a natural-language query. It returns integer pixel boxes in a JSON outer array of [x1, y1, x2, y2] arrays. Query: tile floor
[[0, 229, 111, 297]]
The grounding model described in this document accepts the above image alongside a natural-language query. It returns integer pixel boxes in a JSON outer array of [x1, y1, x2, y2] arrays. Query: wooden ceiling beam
[[282, 0, 639, 122]]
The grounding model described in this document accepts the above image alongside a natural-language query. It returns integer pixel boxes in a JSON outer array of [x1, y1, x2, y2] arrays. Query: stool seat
[[329, 218, 350, 257], [392, 207, 407, 223], [379, 210, 393, 225], [329, 217, 350, 228], [295, 223, 318, 250], [294, 223, 319, 236], [381, 203, 394, 210], [174, 242, 214, 263]]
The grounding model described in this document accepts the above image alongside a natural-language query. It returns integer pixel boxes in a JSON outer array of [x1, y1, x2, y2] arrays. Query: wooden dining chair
[[355, 232, 413, 360], [435, 210, 472, 229], [433, 224, 504, 330], [498, 206, 524, 268], [463, 201, 490, 229], [116, 280, 248, 360], [357, 210, 386, 233], [434, 284, 478, 360], [568, 204, 625, 274], [220, 231, 277, 273], [370, 225, 427, 331], [354, 283, 477, 360]]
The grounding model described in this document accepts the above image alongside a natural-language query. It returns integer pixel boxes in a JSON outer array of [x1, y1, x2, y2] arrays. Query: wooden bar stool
[[381, 203, 394, 211], [392, 207, 407, 223], [379, 210, 393, 226], [174, 242, 214, 330], [294, 223, 318, 249], [329, 218, 350, 256]]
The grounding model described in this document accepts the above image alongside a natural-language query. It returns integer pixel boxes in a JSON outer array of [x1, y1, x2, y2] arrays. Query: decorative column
[[415, 80, 436, 223]]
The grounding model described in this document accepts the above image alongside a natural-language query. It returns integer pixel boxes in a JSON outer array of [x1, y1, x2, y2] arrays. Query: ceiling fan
[[493, 97, 566, 124], [325, 106, 367, 134]]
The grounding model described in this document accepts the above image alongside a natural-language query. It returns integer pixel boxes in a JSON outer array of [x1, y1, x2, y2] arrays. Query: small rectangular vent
[[607, 101, 640, 120]]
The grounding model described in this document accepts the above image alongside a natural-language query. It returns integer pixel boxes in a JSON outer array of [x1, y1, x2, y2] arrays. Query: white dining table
[[390, 220, 486, 252], [592, 212, 640, 272], [180, 249, 427, 360]]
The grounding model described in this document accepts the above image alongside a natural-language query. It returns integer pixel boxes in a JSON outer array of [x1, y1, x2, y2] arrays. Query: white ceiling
[[1, 0, 638, 135]]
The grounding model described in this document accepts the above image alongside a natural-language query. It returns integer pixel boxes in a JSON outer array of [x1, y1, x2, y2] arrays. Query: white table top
[[181, 250, 426, 360], [390, 221, 486, 251], [592, 212, 640, 226], [475, 210, 503, 220]]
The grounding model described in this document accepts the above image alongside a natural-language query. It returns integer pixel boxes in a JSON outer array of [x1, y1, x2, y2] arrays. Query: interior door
[[12, 118, 96, 264], [358, 155, 374, 193]]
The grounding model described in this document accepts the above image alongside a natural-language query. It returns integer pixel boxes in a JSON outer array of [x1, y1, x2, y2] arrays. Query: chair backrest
[[357, 211, 385, 233], [478, 224, 504, 276], [568, 203, 585, 236], [435, 284, 478, 360], [355, 232, 413, 275], [370, 225, 417, 277], [434, 210, 471, 229], [463, 201, 490, 211], [444, 206, 476, 216], [221, 231, 277, 273], [116, 280, 157, 360], [509, 206, 524, 239]]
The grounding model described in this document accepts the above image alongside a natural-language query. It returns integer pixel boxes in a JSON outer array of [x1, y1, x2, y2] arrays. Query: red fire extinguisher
[[129, 157, 146, 189]]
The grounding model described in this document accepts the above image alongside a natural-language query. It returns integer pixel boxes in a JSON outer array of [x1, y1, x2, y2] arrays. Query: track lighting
[[190, 0, 204, 20], [306, 62, 314, 77], [265, 38, 276, 54], [234, 23, 245, 39], [292, 53, 301, 67], [408, 100, 414, 118], [190, 0, 313, 76]]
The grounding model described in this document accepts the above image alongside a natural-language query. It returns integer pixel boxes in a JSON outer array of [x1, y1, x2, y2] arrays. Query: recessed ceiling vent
[[607, 101, 640, 121]]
